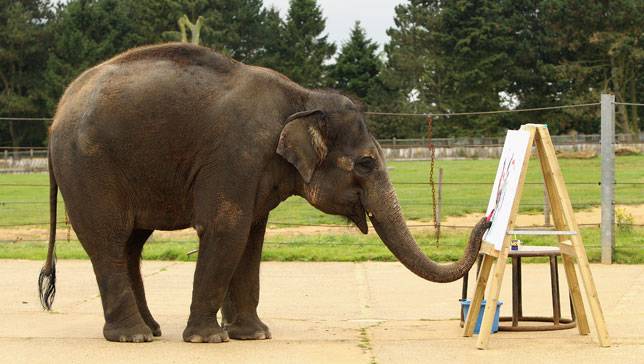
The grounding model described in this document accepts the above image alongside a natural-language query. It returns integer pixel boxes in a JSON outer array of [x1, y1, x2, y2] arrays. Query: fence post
[[600, 93, 615, 264], [437, 167, 443, 227]]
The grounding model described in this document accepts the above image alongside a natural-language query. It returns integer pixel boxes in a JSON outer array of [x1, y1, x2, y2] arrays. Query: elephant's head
[[277, 104, 489, 283]]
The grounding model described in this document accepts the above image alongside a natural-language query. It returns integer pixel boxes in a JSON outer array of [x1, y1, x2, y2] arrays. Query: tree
[[253, 6, 285, 69], [382, 0, 581, 137], [44, 0, 181, 113], [274, 0, 336, 87], [328, 21, 409, 138], [377, 1, 439, 138], [202, 0, 274, 63], [0, 0, 53, 146], [421, 0, 521, 136], [178, 15, 205, 44], [543, 0, 643, 134], [328, 22, 383, 101], [158, 1, 284, 65]]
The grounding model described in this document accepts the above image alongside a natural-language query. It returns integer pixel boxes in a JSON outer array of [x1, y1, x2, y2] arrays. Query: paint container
[[460, 299, 503, 334]]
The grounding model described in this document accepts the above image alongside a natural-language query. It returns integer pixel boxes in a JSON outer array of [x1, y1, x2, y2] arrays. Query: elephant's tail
[[39, 149, 57, 310]]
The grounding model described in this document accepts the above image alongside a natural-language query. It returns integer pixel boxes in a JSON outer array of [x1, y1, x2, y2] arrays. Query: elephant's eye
[[355, 156, 376, 174]]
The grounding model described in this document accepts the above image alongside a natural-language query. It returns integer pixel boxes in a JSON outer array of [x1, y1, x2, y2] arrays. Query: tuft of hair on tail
[[39, 148, 58, 310], [38, 257, 56, 310]]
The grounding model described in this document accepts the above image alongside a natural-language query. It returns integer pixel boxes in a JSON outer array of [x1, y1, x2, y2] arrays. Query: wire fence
[[1, 187, 641, 227], [376, 132, 644, 148], [1, 99, 643, 256], [2, 140, 643, 173], [1, 162, 642, 231]]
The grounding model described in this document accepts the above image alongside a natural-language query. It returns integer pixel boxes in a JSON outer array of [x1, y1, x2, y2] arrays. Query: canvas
[[483, 130, 532, 250]]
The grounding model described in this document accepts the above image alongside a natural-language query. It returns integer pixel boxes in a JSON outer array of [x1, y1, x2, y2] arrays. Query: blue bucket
[[460, 299, 503, 334]]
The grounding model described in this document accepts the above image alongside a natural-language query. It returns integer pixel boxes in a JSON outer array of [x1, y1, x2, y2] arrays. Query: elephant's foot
[[103, 322, 154, 343], [183, 322, 229, 343], [146, 319, 162, 337], [225, 317, 272, 340]]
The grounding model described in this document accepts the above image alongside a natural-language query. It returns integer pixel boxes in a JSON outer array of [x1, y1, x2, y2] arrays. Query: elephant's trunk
[[364, 175, 490, 283]]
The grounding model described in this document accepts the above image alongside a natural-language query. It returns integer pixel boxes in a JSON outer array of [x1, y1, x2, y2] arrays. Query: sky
[[265, 0, 406, 49]]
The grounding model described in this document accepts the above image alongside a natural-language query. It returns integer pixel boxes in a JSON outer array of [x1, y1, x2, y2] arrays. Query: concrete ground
[[0, 260, 642, 364]]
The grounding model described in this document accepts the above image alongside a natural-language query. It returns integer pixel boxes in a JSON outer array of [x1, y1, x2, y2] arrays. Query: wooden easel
[[463, 124, 610, 349]]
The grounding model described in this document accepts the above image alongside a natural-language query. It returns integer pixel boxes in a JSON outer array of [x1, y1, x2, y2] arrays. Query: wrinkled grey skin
[[39, 43, 489, 343]]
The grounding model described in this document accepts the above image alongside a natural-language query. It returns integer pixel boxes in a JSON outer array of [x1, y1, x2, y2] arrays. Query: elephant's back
[[107, 43, 240, 74], [51, 44, 242, 154], [48, 42, 302, 178]]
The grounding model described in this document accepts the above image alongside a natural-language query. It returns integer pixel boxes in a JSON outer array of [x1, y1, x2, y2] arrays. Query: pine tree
[[275, 0, 336, 87], [542, 0, 643, 133], [205, 0, 271, 63], [379, 0, 440, 138], [0, 0, 53, 146], [329, 21, 382, 101], [384, 0, 524, 137], [158, 1, 284, 66], [44, 0, 183, 113], [253, 6, 285, 69]]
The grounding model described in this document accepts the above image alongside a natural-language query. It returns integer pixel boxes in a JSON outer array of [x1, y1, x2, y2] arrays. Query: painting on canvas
[[483, 130, 532, 250]]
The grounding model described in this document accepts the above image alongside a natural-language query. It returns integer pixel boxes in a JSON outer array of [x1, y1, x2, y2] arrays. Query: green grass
[[1, 155, 643, 263], [2, 227, 643, 263], [1, 155, 643, 227], [274, 155, 644, 224]]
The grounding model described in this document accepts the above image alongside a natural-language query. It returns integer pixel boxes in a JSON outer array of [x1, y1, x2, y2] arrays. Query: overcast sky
[[265, 0, 405, 49]]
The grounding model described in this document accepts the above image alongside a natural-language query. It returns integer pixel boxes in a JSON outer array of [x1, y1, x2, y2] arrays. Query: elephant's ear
[[277, 110, 328, 183]]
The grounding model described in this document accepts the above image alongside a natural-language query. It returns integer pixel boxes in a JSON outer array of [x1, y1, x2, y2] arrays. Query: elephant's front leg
[[222, 216, 271, 340], [183, 204, 253, 343]]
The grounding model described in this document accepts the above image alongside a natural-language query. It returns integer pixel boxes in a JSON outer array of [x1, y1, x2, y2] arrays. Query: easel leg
[[464, 254, 494, 337], [561, 254, 590, 334], [575, 251, 611, 347], [476, 252, 509, 349]]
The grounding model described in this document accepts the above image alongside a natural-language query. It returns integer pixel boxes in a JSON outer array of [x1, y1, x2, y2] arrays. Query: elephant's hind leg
[[126, 229, 162, 336], [73, 218, 153, 343], [222, 217, 271, 340]]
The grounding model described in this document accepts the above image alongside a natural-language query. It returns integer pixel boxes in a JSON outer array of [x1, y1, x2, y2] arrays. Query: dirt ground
[[3, 204, 643, 242], [1, 260, 642, 363]]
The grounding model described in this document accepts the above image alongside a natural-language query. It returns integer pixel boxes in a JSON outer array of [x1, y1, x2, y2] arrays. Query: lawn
[[2, 227, 642, 264], [1, 155, 642, 227], [1, 155, 642, 263]]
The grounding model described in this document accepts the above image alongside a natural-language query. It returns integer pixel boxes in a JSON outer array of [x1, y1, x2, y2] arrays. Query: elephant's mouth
[[348, 203, 369, 234]]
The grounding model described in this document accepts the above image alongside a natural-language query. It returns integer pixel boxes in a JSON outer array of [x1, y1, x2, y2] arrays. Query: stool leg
[[550, 256, 561, 325], [460, 271, 468, 325], [512, 256, 520, 327], [517, 256, 523, 319], [462, 272, 469, 301], [570, 293, 576, 321]]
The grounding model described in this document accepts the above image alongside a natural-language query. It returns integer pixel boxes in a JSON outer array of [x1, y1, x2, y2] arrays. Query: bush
[[616, 208, 635, 233]]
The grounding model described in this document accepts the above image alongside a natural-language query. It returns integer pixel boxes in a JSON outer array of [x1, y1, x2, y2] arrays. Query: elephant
[[38, 43, 491, 343]]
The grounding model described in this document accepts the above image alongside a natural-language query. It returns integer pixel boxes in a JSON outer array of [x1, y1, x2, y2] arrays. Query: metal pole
[[600, 93, 615, 264]]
